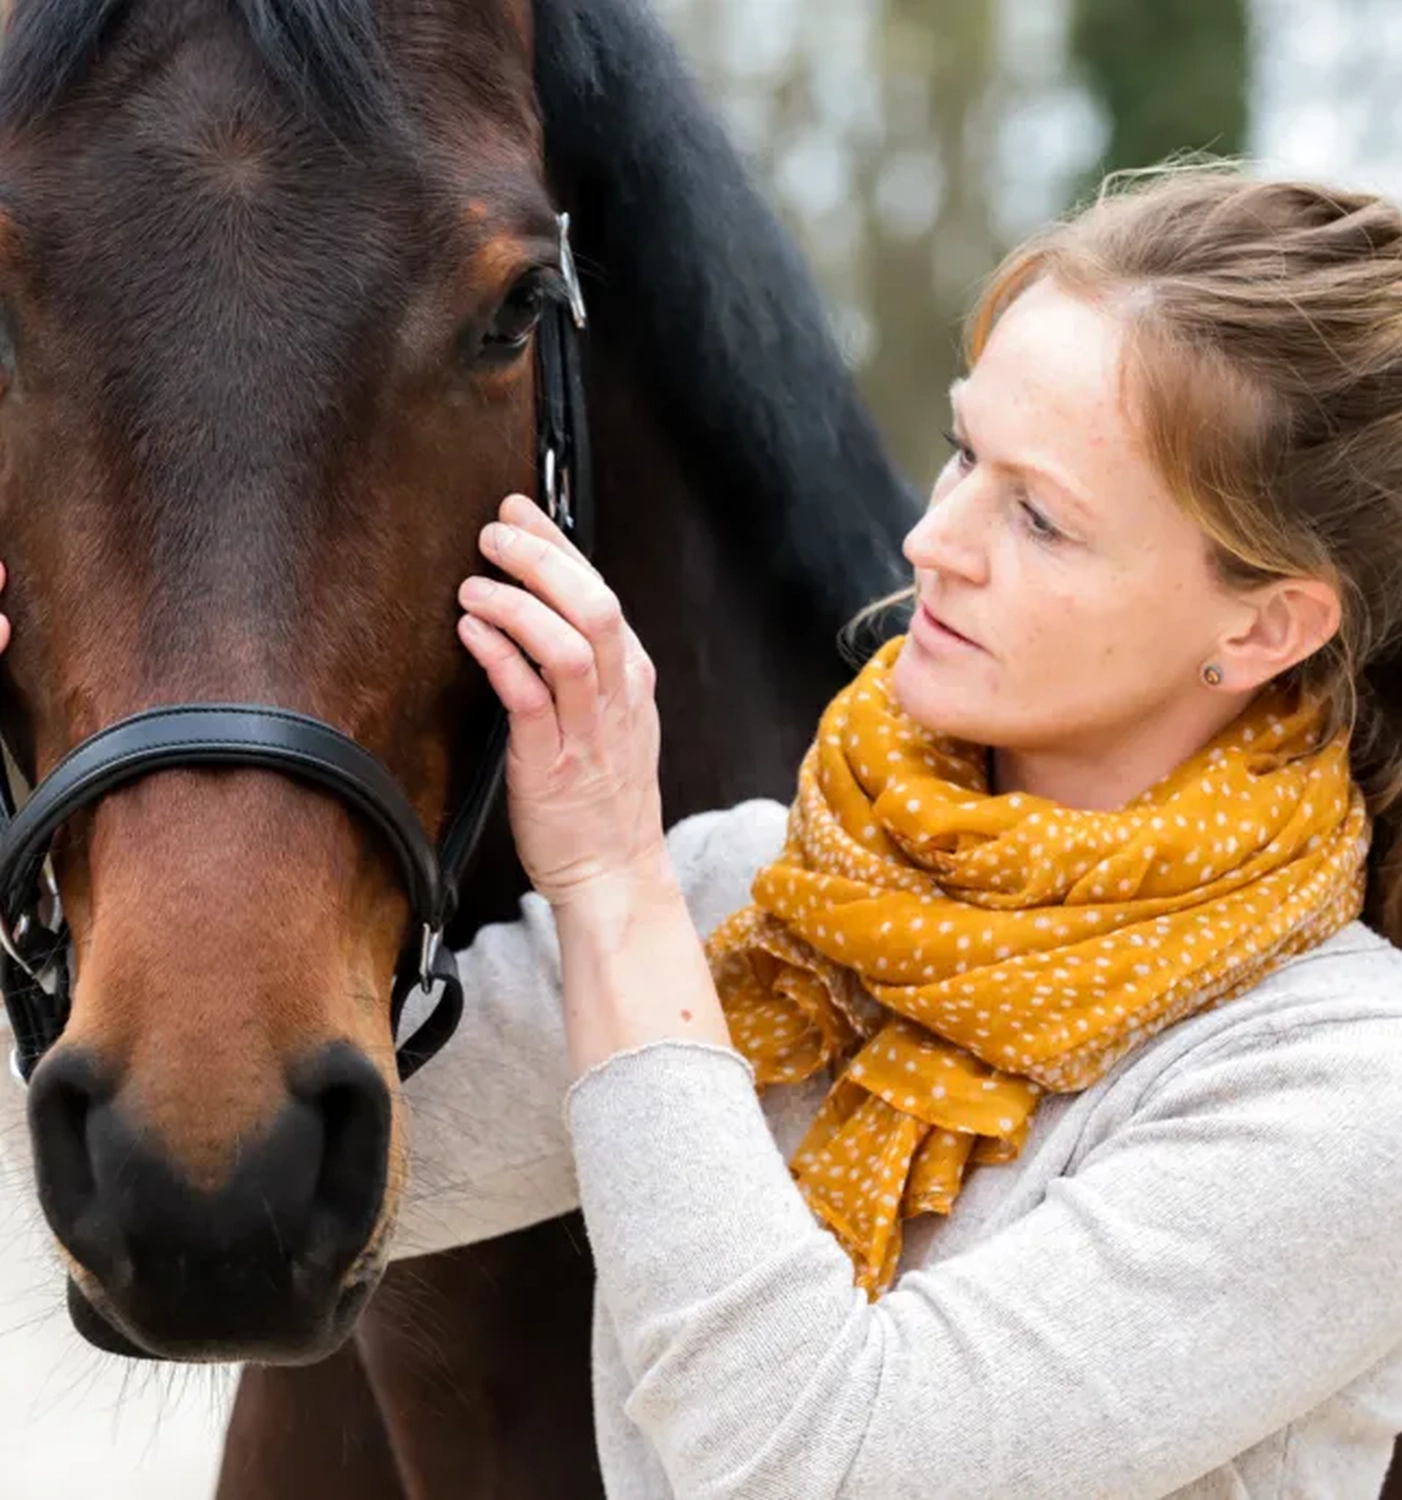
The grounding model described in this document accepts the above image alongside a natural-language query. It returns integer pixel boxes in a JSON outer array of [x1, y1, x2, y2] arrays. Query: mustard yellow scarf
[[707, 638, 1369, 1293]]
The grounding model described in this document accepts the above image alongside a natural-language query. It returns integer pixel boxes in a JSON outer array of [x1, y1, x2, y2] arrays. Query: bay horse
[[0, 0, 916, 1492]]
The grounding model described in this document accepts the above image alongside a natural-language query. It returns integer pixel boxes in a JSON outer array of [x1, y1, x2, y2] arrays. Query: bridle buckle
[[0, 861, 60, 983], [0, 911, 34, 979], [558, 213, 588, 332], [418, 924, 443, 993]]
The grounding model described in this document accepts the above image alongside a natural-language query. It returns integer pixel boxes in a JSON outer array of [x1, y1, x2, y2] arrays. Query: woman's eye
[[941, 430, 975, 472], [1018, 497, 1063, 543], [481, 276, 548, 356]]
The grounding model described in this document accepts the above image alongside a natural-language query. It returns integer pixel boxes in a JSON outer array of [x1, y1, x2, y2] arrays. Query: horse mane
[[0, 0, 391, 130], [535, 0, 918, 631]]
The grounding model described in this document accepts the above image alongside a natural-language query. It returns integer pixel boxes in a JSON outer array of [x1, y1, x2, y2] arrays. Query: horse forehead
[[36, 153, 401, 432], [24, 6, 536, 252]]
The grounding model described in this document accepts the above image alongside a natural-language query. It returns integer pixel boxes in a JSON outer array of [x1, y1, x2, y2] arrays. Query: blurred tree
[[1070, 0, 1249, 190], [661, 0, 1002, 486], [852, 0, 998, 485], [659, 0, 1248, 485]]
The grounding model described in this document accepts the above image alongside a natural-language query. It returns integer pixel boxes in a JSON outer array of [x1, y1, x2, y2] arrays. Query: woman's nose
[[903, 480, 989, 584]]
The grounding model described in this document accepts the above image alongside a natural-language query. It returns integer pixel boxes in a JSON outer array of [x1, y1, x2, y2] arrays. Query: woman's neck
[[989, 691, 1257, 810]]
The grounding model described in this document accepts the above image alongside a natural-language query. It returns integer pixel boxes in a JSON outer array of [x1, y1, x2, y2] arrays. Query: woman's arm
[[391, 799, 787, 1259], [567, 1009, 1402, 1500]]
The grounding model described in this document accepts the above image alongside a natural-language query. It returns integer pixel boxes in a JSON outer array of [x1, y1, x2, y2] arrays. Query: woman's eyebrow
[[947, 379, 1099, 527]]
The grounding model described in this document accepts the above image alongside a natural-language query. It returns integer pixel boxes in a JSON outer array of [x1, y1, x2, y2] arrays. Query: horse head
[[0, 0, 567, 1362], [0, 0, 915, 1378]]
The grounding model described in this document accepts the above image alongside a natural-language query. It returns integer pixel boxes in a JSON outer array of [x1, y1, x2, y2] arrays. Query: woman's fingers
[[493, 497, 651, 700], [498, 493, 592, 570], [0, 563, 11, 654], [456, 613, 561, 767], [459, 575, 601, 741], [455, 505, 666, 909], [474, 518, 630, 697]]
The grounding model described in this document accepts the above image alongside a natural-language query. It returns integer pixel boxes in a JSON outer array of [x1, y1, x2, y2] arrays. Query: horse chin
[[65, 1269, 383, 1366]]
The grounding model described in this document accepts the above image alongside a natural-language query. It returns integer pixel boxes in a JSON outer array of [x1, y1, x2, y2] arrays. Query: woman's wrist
[[547, 844, 680, 934], [552, 858, 736, 1075]]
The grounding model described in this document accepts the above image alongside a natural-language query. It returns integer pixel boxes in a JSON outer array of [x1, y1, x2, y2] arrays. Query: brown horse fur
[[0, 0, 917, 1485]]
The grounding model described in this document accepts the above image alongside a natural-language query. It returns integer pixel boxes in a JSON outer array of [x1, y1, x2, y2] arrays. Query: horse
[[0, 0, 916, 1492]]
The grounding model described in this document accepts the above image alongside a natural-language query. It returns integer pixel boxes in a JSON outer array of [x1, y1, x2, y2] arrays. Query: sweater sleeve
[[390, 798, 788, 1259], [565, 1011, 1402, 1500]]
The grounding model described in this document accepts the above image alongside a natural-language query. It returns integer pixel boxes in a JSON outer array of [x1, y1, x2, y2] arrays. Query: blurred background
[[650, 0, 1402, 488], [4, 0, 1402, 1494]]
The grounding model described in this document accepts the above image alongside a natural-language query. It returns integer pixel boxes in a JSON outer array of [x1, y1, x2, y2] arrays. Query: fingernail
[[480, 523, 511, 554], [461, 575, 495, 600], [458, 613, 485, 638]]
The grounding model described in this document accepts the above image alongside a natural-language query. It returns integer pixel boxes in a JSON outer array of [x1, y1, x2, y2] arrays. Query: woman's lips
[[913, 600, 981, 651]]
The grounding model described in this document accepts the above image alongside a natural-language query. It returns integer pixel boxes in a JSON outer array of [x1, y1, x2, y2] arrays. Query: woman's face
[[893, 278, 1252, 783]]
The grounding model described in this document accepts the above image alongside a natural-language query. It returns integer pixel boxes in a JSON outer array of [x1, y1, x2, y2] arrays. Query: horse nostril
[[294, 1044, 392, 1278], [26, 1048, 126, 1283]]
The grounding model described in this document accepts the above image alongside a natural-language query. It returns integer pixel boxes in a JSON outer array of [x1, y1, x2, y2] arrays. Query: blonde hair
[[847, 164, 1402, 941]]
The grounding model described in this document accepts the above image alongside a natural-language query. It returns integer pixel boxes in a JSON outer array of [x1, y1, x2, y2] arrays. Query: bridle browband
[[0, 214, 592, 1087]]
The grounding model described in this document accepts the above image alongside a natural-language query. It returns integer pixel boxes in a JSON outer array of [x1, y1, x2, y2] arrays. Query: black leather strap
[[2, 944, 67, 1084], [0, 705, 446, 933], [536, 291, 594, 555], [391, 937, 465, 1081], [0, 706, 458, 1084], [435, 286, 593, 906], [437, 706, 510, 906]]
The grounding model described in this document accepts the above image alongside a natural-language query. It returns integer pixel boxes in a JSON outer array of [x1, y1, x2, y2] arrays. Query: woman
[[421, 167, 1402, 1497]]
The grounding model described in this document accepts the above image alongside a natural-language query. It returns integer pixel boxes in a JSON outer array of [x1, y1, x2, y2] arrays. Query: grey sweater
[[395, 800, 1402, 1500]]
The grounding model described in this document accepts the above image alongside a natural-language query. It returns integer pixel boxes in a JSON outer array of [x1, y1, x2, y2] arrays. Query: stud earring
[[1201, 662, 1224, 688]]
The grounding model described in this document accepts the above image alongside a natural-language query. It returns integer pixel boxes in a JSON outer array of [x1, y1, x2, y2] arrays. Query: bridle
[[0, 214, 592, 1088]]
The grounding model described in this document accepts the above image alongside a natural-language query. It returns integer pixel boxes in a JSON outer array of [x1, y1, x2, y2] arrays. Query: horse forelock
[[0, 0, 395, 135]]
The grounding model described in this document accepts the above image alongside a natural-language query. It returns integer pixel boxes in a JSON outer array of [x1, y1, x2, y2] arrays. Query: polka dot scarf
[[707, 637, 1369, 1294]]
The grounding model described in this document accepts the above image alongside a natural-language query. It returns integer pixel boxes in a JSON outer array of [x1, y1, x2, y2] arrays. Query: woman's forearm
[[552, 862, 735, 1075]]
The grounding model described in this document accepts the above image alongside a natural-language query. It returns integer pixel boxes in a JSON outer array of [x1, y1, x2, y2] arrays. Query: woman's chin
[[891, 639, 988, 739]]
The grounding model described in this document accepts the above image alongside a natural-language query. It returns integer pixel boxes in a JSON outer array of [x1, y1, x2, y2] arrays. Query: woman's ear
[[1215, 576, 1341, 691]]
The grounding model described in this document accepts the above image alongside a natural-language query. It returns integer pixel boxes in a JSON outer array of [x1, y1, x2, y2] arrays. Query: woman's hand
[[456, 495, 669, 911], [0, 563, 10, 653], [457, 497, 731, 1073]]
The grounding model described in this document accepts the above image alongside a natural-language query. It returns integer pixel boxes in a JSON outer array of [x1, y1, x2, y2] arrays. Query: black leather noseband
[[0, 213, 592, 1086]]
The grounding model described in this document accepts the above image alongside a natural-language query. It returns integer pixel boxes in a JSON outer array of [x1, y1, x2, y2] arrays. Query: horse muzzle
[[29, 1038, 392, 1364]]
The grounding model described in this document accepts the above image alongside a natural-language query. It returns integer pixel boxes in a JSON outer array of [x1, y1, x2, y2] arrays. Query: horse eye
[[480, 275, 547, 357]]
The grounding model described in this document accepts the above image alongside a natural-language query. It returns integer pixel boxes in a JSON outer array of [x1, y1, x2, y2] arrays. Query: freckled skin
[[892, 280, 1331, 811]]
